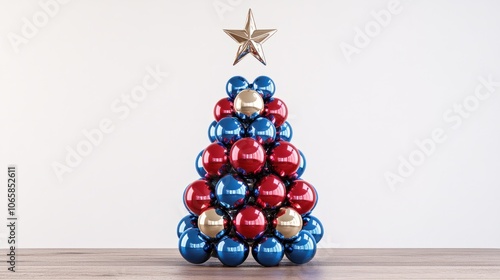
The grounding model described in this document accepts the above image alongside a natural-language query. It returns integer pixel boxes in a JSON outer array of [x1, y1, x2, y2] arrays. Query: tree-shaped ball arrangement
[[177, 76, 324, 266]]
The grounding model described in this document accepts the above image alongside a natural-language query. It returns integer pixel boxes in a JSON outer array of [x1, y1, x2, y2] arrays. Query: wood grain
[[2, 249, 500, 279]]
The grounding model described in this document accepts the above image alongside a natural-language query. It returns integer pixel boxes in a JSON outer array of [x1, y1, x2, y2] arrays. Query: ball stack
[[177, 76, 324, 267]]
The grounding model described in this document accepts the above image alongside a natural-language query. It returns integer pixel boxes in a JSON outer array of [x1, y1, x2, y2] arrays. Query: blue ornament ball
[[252, 236, 284, 267], [177, 215, 197, 238], [195, 150, 206, 177], [178, 228, 212, 264], [226, 76, 249, 99], [285, 230, 317, 264], [215, 174, 248, 209], [278, 121, 293, 142], [296, 150, 306, 178], [252, 76, 275, 99], [247, 117, 276, 144], [302, 215, 324, 243], [215, 117, 242, 144], [208, 121, 217, 142], [216, 236, 249, 266]]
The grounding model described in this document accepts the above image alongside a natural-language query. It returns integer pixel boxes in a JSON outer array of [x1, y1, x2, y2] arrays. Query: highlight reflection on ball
[[198, 207, 227, 239], [233, 89, 264, 119], [274, 207, 303, 239]]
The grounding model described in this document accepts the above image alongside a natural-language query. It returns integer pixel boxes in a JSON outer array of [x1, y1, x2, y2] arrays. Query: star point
[[223, 9, 277, 66]]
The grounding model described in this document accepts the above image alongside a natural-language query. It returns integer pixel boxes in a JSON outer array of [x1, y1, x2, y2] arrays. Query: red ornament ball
[[268, 141, 300, 177], [234, 206, 267, 240], [287, 180, 317, 215], [213, 98, 234, 122], [184, 179, 213, 215], [202, 142, 228, 176], [265, 98, 288, 127], [229, 138, 266, 175], [255, 175, 286, 209]]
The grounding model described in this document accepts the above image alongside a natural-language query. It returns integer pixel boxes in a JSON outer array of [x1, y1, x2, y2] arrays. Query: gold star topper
[[224, 9, 277, 66]]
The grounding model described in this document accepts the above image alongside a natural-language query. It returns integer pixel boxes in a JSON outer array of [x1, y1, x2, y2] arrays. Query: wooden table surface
[[2, 249, 500, 279]]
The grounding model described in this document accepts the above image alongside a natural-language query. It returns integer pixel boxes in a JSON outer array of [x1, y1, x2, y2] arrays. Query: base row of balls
[[177, 214, 323, 267]]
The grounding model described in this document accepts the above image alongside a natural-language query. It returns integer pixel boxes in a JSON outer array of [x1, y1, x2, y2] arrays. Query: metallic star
[[224, 9, 277, 66]]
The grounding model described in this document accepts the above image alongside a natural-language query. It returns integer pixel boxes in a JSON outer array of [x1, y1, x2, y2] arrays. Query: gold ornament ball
[[198, 207, 226, 238], [233, 89, 264, 118], [274, 207, 303, 239]]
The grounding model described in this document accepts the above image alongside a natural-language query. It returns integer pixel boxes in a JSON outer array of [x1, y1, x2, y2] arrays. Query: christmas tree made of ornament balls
[[176, 9, 323, 267]]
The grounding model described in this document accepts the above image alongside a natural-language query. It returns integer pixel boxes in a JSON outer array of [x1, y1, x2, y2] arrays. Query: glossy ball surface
[[247, 117, 276, 144], [198, 207, 227, 239], [214, 98, 234, 121], [226, 76, 249, 99], [252, 236, 284, 267], [296, 150, 307, 178], [229, 138, 266, 175], [233, 89, 264, 120], [234, 206, 267, 240], [255, 174, 286, 209], [265, 98, 288, 127], [277, 121, 293, 142], [252, 76, 275, 99], [183, 179, 212, 215], [177, 215, 197, 238], [195, 150, 206, 178], [215, 117, 242, 145], [285, 230, 317, 264], [216, 237, 249, 267], [178, 228, 212, 264], [201, 142, 228, 176], [302, 215, 324, 243], [208, 121, 217, 142], [287, 180, 317, 215], [268, 141, 301, 177], [215, 174, 248, 209], [273, 207, 303, 240]]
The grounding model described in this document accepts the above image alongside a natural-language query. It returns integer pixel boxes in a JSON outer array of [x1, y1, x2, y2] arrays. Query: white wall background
[[1, 0, 500, 248]]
